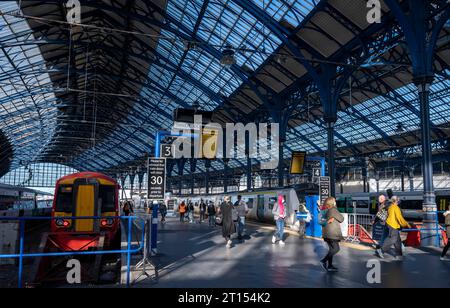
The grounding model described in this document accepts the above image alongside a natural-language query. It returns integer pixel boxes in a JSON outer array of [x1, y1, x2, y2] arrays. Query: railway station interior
[[0, 0, 449, 291]]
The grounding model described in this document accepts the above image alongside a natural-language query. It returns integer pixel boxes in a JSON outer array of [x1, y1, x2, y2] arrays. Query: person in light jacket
[[320, 197, 344, 272], [272, 194, 287, 245], [441, 205, 450, 260]]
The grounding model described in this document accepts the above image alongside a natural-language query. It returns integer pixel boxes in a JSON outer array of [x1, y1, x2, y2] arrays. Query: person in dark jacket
[[320, 197, 344, 272], [207, 201, 216, 227], [199, 199, 206, 223], [441, 205, 450, 260], [123, 201, 134, 216], [159, 202, 167, 223], [217, 196, 236, 248]]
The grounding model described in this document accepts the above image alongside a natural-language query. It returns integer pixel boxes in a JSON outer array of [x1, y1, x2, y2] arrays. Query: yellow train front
[[51, 172, 120, 250]]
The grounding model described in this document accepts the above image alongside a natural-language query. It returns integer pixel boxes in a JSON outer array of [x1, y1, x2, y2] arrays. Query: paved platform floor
[[134, 217, 450, 288]]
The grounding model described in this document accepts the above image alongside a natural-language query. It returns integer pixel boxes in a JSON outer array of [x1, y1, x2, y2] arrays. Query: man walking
[[234, 195, 249, 240]]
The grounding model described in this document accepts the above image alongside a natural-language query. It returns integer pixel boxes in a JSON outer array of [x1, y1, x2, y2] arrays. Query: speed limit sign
[[319, 176, 331, 206], [147, 158, 166, 200]]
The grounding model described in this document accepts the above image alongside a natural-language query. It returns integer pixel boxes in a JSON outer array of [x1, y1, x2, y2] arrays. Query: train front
[[50, 172, 120, 251]]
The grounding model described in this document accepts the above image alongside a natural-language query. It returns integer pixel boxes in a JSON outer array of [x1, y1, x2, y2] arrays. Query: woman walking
[[217, 196, 236, 248], [320, 197, 344, 272], [272, 194, 287, 245]]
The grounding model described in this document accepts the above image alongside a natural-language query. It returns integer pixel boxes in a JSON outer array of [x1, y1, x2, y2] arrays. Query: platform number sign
[[161, 144, 174, 159], [319, 176, 331, 206], [147, 158, 166, 200], [312, 168, 321, 178]]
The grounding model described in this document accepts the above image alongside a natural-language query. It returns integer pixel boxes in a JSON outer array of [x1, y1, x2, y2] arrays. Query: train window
[[55, 185, 73, 212], [399, 200, 422, 210], [99, 185, 116, 212], [355, 200, 369, 208], [247, 198, 254, 209], [268, 197, 277, 210], [336, 198, 347, 209], [437, 196, 449, 212]]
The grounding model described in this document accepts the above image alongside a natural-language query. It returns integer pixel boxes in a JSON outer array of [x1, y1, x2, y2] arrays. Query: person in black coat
[[217, 196, 236, 248]]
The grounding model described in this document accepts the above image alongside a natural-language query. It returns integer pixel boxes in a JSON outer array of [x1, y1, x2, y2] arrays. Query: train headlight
[[56, 218, 64, 226], [100, 218, 114, 227]]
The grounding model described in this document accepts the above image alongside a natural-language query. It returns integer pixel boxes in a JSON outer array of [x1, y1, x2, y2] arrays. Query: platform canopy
[[0, 0, 448, 177]]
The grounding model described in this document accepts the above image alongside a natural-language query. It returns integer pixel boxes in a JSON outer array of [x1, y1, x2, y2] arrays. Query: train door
[[73, 179, 99, 232], [257, 195, 265, 221]]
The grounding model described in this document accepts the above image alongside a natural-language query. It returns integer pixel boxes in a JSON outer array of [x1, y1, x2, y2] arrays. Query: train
[[0, 183, 53, 217], [173, 187, 450, 228], [51, 171, 120, 247], [336, 190, 450, 221], [174, 184, 319, 229], [32, 172, 121, 285]]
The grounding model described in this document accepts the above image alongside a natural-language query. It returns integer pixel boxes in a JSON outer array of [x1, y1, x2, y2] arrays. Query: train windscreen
[[99, 185, 116, 212], [55, 185, 73, 212]]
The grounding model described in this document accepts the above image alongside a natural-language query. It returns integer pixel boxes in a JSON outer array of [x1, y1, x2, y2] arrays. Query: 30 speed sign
[[147, 158, 166, 200]]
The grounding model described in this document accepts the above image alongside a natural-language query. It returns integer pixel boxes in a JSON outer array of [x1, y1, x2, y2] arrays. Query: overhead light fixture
[[274, 54, 287, 65], [395, 123, 405, 133], [220, 45, 236, 67], [184, 41, 199, 51]]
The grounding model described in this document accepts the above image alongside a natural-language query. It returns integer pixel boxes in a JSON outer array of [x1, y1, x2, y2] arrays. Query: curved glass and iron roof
[[0, 0, 448, 179], [0, 1, 57, 173]]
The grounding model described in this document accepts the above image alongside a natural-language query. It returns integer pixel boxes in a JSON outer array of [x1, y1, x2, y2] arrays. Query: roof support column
[[268, 105, 289, 189], [315, 64, 340, 197], [326, 120, 336, 196], [385, 0, 449, 246], [177, 159, 186, 195], [205, 160, 211, 194], [416, 77, 436, 224], [137, 171, 144, 195], [223, 158, 229, 193], [190, 159, 197, 195]]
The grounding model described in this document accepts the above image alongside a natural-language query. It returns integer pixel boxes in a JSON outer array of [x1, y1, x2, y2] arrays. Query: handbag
[[215, 215, 223, 226]]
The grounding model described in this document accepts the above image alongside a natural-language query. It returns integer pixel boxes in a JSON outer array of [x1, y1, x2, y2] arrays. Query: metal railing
[[0, 215, 145, 288], [346, 211, 446, 247], [346, 214, 375, 244]]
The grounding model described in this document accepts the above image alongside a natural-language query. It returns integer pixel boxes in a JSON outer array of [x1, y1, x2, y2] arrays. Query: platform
[[118, 217, 449, 288]]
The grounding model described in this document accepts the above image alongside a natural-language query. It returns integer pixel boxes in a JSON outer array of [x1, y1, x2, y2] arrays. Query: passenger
[[272, 194, 287, 245], [376, 196, 411, 260], [374, 195, 389, 249], [320, 197, 344, 272], [440, 205, 450, 261], [123, 201, 134, 216], [217, 196, 236, 248], [199, 199, 206, 223], [297, 203, 311, 238], [179, 201, 187, 223], [160, 202, 167, 223], [207, 201, 216, 227], [234, 195, 249, 240], [189, 201, 195, 223]]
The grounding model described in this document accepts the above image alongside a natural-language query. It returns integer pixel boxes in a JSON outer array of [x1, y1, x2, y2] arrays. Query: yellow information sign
[[290, 151, 306, 174]]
